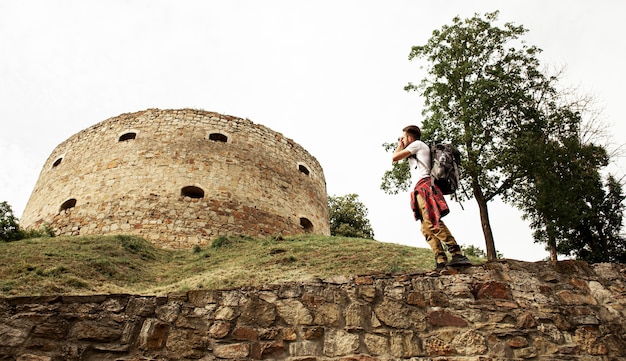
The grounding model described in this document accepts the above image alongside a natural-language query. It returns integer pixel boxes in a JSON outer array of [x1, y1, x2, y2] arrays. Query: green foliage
[[328, 194, 375, 239], [388, 10, 624, 262], [380, 142, 412, 195], [210, 235, 252, 249], [211, 235, 230, 248], [1, 201, 55, 242], [118, 235, 157, 260], [19, 224, 55, 239], [462, 244, 503, 259], [389, 11, 553, 260], [462, 244, 486, 258], [406, 11, 548, 202], [0, 201, 21, 242], [552, 175, 626, 263]]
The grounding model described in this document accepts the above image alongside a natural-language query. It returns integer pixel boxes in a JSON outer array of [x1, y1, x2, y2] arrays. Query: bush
[[328, 194, 375, 239], [0, 201, 20, 242], [19, 224, 55, 239], [1, 201, 55, 242]]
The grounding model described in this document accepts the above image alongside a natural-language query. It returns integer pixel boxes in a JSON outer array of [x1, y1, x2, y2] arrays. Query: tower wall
[[20, 108, 330, 248]]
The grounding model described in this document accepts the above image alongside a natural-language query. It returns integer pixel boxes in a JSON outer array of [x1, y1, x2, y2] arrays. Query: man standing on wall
[[392, 125, 471, 271]]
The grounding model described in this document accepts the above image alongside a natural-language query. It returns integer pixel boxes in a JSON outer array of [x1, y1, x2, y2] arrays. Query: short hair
[[402, 125, 421, 140]]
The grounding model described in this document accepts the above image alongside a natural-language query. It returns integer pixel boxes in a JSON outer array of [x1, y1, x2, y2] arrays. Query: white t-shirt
[[405, 140, 431, 185]]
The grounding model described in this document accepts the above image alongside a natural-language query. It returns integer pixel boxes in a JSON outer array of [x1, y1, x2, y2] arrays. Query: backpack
[[429, 143, 461, 195], [415, 143, 462, 196]]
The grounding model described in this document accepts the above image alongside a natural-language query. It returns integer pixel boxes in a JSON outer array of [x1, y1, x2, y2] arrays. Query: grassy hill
[[0, 234, 484, 297]]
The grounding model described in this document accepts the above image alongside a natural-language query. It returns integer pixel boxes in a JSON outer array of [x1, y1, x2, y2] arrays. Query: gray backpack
[[430, 143, 461, 195], [416, 143, 461, 195]]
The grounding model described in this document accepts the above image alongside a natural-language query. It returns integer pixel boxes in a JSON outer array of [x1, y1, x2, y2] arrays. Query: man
[[392, 125, 471, 270]]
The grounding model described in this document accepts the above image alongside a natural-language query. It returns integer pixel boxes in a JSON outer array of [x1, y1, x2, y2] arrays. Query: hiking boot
[[447, 254, 472, 267], [426, 262, 448, 276]]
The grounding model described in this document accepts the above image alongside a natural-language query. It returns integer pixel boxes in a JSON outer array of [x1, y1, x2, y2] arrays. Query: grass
[[0, 234, 485, 296]]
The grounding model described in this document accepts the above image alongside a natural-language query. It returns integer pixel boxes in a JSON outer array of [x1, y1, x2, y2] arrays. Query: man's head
[[402, 125, 421, 144]]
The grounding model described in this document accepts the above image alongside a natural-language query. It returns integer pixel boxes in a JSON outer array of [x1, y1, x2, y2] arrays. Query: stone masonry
[[20, 109, 330, 248], [0, 260, 624, 360]]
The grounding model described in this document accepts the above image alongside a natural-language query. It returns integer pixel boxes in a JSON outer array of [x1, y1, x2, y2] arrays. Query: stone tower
[[20, 109, 330, 248]]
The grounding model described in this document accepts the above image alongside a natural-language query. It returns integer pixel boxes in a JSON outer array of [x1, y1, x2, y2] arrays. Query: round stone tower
[[20, 108, 330, 248]]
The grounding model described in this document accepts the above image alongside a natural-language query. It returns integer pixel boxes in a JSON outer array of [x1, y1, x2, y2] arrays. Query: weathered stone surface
[[427, 309, 468, 327], [0, 260, 625, 360], [166, 328, 209, 358], [138, 318, 168, 350], [323, 329, 359, 357], [313, 302, 342, 326], [301, 326, 323, 340], [155, 301, 181, 323], [423, 335, 455, 356], [556, 289, 597, 305], [374, 299, 412, 328], [126, 297, 158, 317], [16, 355, 52, 361], [473, 281, 512, 300], [213, 342, 250, 359], [232, 325, 258, 340], [516, 312, 537, 329], [251, 340, 285, 359], [276, 299, 313, 325], [68, 321, 122, 342], [21, 109, 330, 248], [345, 302, 370, 330], [208, 321, 231, 339], [406, 291, 427, 307], [357, 285, 377, 302], [507, 335, 529, 348], [239, 296, 276, 327], [363, 333, 389, 355], [188, 290, 220, 306], [389, 330, 421, 357], [574, 325, 609, 355], [0, 322, 29, 347], [454, 329, 487, 355], [214, 305, 237, 321], [289, 340, 322, 357]]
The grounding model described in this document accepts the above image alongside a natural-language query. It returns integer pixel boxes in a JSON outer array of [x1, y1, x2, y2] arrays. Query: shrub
[[0, 201, 20, 242]]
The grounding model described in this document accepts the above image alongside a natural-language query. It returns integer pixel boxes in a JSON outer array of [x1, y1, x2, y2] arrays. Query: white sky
[[1, 1, 624, 262]]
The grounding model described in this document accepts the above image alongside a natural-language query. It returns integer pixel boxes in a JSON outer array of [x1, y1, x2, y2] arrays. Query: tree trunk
[[543, 215, 558, 262], [473, 185, 497, 261]]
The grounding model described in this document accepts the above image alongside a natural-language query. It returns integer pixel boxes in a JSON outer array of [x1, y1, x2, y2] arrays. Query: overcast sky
[[1, 1, 624, 262]]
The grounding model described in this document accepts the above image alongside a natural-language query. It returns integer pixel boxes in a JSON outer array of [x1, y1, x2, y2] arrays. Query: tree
[[328, 194, 375, 239], [0, 201, 21, 242], [395, 11, 552, 260], [555, 174, 626, 264]]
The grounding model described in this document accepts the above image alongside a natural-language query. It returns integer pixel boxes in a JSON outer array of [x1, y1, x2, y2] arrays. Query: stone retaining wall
[[1, 260, 625, 360]]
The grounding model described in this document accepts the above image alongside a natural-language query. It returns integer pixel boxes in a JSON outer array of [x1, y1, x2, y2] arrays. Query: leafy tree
[[0, 201, 21, 242], [391, 11, 625, 262], [328, 194, 375, 239], [508, 119, 610, 261], [385, 11, 553, 260], [556, 175, 626, 263]]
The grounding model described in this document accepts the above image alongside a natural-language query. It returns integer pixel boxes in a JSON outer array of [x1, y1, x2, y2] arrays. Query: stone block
[[213, 343, 250, 359], [323, 329, 359, 357], [138, 318, 169, 350]]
